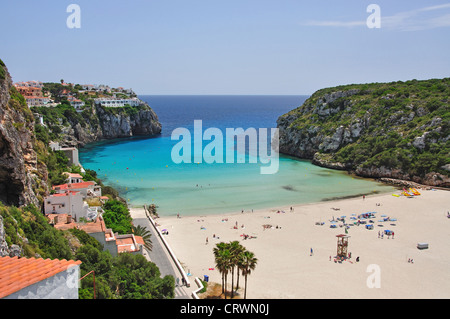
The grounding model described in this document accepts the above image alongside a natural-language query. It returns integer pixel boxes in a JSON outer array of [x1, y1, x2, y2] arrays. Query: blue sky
[[1, 0, 449, 94]]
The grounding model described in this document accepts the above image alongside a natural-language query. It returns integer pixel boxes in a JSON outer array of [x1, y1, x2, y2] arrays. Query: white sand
[[148, 189, 450, 299]]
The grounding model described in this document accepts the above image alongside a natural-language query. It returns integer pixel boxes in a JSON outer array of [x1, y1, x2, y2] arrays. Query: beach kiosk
[[336, 234, 350, 258]]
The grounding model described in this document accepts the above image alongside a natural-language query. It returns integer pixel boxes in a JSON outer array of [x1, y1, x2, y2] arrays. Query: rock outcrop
[[277, 79, 450, 187], [55, 103, 162, 148], [0, 60, 43, 206]]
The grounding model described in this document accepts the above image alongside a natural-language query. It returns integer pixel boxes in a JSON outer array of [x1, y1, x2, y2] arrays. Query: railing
[[191, 277, 204, 299]]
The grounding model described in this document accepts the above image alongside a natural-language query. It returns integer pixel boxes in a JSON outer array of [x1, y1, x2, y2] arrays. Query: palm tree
[[132, 224, 153, 252], [235, 249, 245, 292], [241, 250, 258, 299], [213, 242, 227, 294], [214, 247, 232, 299], [229, 241, 244, 297]]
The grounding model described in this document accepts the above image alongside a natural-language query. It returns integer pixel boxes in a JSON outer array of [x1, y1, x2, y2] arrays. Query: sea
[[79, 95, 395, 216]]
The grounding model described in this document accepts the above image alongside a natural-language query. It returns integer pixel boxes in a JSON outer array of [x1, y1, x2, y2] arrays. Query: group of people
[[329, 254, 360, 263], [241, 233, 256, 240], [378, 231, 395, 239]]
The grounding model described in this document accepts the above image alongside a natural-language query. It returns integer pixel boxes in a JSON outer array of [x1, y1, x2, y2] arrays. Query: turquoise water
[[79, 96, 394, 216]]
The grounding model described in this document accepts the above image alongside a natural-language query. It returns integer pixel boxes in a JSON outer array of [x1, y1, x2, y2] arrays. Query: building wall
[[94, 98, 141, 107], [88, 231, 118, 257], [44, 192, 87, 221], [61, 148, 80, 166], [4, 266, 80, 299]]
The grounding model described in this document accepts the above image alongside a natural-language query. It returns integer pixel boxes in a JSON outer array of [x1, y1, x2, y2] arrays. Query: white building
[[94, 97, 141, 107], [95, 84, 111, 93], [25, 96, 50, 107], [64, 172, 83, 184], [49, 142, 81, 168], [80, 84, 95, 91], [44, 191, 89, 221], [67, 96, 85, 110]]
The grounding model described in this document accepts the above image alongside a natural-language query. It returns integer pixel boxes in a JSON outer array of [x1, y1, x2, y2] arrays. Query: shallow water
[[79, 95, 394, 216]]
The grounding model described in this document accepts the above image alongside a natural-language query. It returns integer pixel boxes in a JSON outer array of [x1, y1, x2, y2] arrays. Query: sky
[[1, 0, 449, 95]]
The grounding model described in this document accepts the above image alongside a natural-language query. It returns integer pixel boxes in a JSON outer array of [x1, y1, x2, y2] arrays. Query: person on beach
[[310, 248, 313, 256], [206, 237, 208, 245]]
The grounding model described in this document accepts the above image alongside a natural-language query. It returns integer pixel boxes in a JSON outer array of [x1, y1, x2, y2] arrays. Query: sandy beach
[[141, 188, 450, 299]]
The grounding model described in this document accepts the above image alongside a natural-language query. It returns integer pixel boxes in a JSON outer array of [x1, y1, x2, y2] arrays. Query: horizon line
[[136, 93, 312, 96]]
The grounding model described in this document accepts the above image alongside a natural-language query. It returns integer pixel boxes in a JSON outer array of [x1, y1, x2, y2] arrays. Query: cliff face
[[0, 60, 43, 206], [41, 102, 162, 148], [95, 104, 161, 140], [277, 79, 450, 187]]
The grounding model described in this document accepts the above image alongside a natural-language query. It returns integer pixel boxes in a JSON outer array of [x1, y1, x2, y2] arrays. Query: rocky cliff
[[42, 100, 162, 148], [0, 60, 44, 207], [277, 79, 450, 187]]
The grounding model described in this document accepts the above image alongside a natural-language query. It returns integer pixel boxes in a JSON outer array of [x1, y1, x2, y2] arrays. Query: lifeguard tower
[[336, 234, 350, 258]]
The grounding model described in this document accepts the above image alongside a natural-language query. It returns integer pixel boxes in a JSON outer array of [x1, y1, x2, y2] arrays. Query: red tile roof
[[52, 181, 95, 191], [49, 191, 80, 197], [64, 172, 83, 179], [116, 235, 144, 253], [0, 256, 81, 299]]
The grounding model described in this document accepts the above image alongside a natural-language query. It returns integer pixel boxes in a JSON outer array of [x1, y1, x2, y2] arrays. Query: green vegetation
[[77, 250, 174, 299], [31, 102, 86, 135], [8, 85, 34, 123], [0, 58, 5, 80], [282, 78, 450, 180], [0, 203, 72, 259], [132, 224, 153, 251], [102, 199, 133, 234]]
